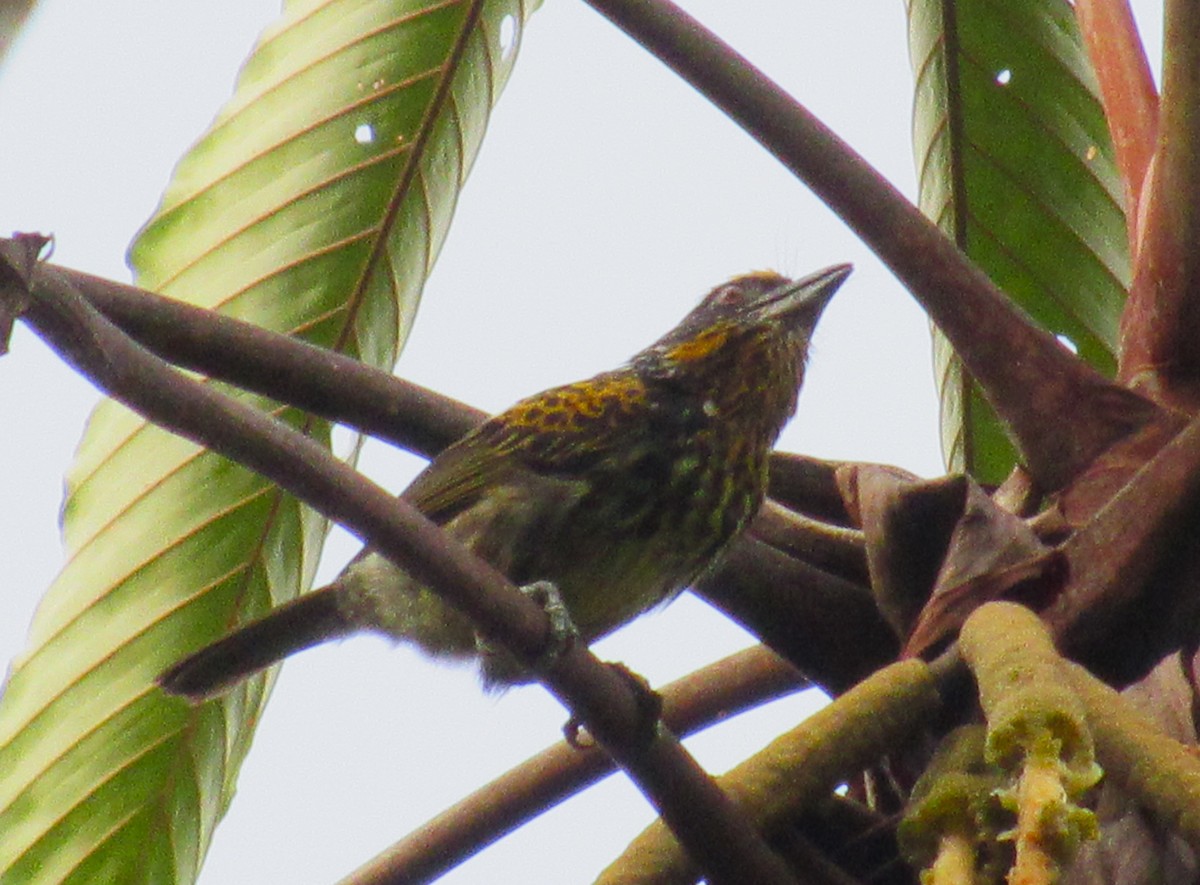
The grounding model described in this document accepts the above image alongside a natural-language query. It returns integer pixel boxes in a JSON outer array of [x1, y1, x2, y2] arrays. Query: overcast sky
[[0, 2, 1162, 883]]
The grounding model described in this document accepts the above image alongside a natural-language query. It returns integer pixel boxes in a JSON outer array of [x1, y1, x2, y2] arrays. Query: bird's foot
[[520, 579, 579, 669], [476, 580, 579, 685]]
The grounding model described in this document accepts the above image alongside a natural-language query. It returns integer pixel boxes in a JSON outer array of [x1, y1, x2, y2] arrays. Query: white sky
[[0, 2, 1162, 883]]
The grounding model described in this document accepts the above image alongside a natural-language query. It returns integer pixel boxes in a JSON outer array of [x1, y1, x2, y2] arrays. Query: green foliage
[[907, 0, 1129, 483], [0, 1, 530, 881]]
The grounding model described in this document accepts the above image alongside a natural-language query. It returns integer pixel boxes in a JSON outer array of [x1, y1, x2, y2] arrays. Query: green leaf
[[0, 0, 532, 881], [907, 0, 1129, 483]]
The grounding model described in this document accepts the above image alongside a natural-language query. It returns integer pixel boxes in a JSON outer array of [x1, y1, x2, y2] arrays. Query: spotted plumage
[[159, 265, 851, 699]]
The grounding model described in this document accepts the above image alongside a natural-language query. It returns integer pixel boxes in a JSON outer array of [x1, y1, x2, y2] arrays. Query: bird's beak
[[759, 263, 853, 324]]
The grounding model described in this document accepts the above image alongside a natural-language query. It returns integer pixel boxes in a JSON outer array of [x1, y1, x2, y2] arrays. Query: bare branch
[[42, 264, 483, 458]]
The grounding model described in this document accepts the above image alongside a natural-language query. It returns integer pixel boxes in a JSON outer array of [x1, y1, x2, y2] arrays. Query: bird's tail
[[157, 585, 355, 703]]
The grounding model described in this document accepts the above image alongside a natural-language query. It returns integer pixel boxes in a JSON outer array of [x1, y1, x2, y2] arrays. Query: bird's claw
[[521, 580, 579, 670], [475, 580, 578, 683]]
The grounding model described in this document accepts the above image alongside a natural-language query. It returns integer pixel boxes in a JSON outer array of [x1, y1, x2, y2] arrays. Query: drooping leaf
[[907, 0, 1129, 483], [0, 1, 533, 881]]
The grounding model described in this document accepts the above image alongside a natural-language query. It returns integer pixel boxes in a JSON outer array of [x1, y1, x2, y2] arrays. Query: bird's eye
[[714, 284, 745, 307]]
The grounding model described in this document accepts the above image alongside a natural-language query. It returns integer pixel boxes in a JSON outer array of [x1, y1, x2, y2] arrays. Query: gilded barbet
[[159, 264, 851, 700]]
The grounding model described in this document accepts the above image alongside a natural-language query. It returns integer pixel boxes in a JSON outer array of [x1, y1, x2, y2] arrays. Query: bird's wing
[[402, 370, 660, 523], [400, 428, 524, 522], [400, 419, 593, 584]]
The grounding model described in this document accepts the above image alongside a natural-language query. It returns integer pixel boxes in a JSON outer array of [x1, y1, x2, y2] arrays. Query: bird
[[158, 264, 851, 700]]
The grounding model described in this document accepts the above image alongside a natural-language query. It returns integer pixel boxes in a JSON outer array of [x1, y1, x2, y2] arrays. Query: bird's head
[[634, 265, 851, 415]]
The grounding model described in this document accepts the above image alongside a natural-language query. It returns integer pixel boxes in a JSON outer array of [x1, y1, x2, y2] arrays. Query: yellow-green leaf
[[0, 1, 533, 881]]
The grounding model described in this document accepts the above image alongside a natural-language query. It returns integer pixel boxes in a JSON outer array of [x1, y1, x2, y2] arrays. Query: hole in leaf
[[499, 15, 518, 58]]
